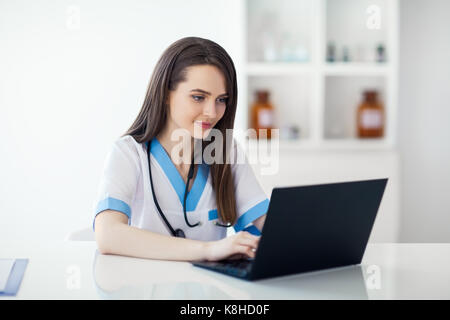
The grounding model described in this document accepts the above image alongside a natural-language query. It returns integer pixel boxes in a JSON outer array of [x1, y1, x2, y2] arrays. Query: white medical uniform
[[92, 135, 269, 241]]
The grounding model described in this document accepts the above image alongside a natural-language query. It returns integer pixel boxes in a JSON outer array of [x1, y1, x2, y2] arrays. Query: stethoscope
[[147, 139, 232, 238]]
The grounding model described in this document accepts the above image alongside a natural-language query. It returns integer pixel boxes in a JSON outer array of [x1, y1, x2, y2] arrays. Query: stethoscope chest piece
[[174, 229, 186, 238]]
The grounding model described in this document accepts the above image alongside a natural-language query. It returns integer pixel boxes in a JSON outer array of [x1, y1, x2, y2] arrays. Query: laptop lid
[[249, 178, 388, 280]]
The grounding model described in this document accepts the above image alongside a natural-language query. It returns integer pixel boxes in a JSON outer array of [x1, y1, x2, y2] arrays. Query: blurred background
[[0, 0, 449, 245]]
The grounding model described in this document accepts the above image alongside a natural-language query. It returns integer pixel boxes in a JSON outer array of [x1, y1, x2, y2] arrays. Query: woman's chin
[[193, 131, 211, 140]]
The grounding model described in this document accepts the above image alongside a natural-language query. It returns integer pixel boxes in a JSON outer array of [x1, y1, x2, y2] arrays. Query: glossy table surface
[[2, 240, 450, 299]]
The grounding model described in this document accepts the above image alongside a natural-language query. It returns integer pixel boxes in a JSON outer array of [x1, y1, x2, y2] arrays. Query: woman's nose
[[203, 102, 217, 118]]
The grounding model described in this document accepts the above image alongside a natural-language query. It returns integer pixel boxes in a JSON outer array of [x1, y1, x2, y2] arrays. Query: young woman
[[93, 37, 269, 262]]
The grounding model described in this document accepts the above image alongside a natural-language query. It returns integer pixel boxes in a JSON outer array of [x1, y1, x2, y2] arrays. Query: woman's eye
[[217, 97, 228, 104], [192, 95, 204, 102]]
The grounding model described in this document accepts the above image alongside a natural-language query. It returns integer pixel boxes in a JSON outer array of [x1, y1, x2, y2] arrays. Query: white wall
[[0, 0, 244, 244], [398, 0, 450, 242]]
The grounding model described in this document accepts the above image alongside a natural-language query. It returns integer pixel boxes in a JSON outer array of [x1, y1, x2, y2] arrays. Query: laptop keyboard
[[194, 259, 253, 278]]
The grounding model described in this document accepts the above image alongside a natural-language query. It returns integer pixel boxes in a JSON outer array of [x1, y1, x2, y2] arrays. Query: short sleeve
[[92, 137, 141, 231], [231, 142, 269, 235]]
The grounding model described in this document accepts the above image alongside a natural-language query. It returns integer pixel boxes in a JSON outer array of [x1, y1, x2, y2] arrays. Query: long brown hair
[[123, 37, 238, 225]]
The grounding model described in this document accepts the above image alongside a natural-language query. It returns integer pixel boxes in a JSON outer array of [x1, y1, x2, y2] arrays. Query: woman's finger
[[240, 231, 261, 242], [235, 236, 259, 249], [236, 245, 255, 258], [227, 253, 246, 260]]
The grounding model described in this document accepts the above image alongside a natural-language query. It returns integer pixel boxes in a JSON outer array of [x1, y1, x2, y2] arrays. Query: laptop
[[192, 178, 388, 281]]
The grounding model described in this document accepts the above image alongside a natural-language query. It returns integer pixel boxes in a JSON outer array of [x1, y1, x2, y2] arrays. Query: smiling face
[[166, 64, 228, 140]]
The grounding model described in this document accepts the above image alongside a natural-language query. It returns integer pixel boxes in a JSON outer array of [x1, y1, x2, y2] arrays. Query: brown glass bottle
[[250, 90, 275, 139], [357, 90, 384, 138]]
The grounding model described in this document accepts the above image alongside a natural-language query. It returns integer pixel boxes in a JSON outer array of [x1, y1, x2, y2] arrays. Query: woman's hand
[[204, 231, 260, 261]]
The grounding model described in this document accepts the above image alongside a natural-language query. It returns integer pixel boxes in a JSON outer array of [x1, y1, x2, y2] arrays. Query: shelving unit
[[237, 0, 398, 151]]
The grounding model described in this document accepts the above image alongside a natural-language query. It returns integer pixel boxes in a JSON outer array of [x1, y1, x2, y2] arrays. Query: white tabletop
[[1, 240, 450, 299]]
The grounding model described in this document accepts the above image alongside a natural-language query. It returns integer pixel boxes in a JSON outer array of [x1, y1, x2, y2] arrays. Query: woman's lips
[[195, 121, 212, 129]]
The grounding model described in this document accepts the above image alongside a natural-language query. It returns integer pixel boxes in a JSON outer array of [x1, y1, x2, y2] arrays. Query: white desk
[[1, 241, 450, 299]]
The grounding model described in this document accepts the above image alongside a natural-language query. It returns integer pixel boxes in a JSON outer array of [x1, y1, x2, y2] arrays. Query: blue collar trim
[[148, 139, 209, 211]]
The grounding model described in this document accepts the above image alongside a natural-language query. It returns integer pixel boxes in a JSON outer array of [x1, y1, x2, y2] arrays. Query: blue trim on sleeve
[[209, 209, 261, 235], [92, 197, 131, 231], [149, 139, 209, 212], [243, 225, 261, 236], [233, 198, 269, 232]]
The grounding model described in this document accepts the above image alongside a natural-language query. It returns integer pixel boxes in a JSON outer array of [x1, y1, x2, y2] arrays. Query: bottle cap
[[364, 90, 378, 103], [256, 90, 269, 104]]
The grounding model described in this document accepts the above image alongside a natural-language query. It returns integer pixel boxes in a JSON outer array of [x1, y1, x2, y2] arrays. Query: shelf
[[323, 62, 391, 76], [243, 0, 398, 152], [317, 138, 393, 150], [246, 62, 391, 76], [246, 62, 314, 76], [241, 138, 393, 152]]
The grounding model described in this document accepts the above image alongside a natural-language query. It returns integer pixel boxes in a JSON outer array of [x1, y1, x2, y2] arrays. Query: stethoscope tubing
[[147, 139, 232, 238]]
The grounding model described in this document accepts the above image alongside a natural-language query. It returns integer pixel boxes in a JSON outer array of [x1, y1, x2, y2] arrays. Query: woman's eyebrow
[[190, 89, 228, 97]]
